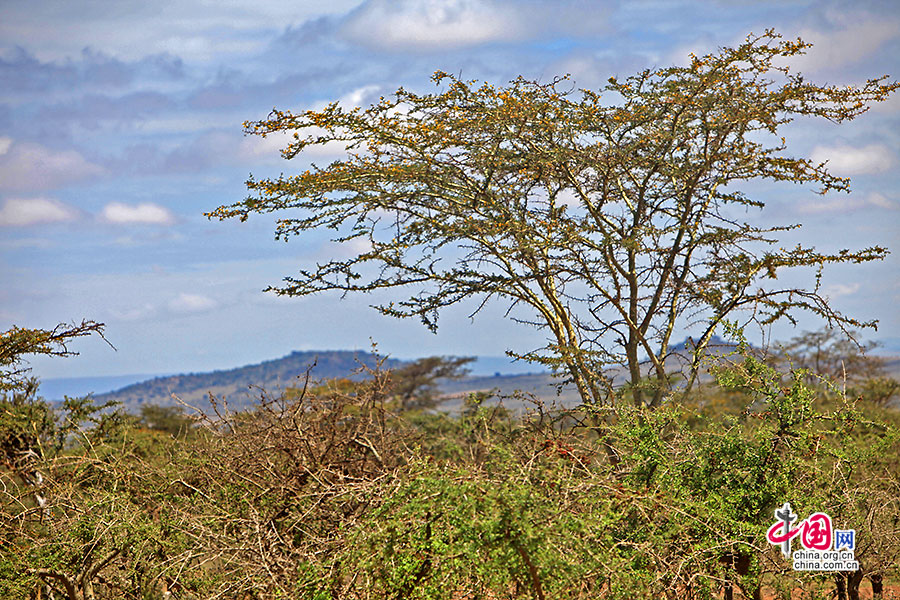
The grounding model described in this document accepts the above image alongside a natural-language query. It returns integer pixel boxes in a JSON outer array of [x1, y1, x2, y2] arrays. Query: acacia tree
[[0, 320, 106, 392], [1, 320, 108, 501], [391, 355, 475, 411], [775, 328, 900, 405], [210, 31, 897, 408]]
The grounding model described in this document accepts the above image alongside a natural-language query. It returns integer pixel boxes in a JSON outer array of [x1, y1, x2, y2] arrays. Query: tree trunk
[[835, 574, 847, 600], [626, 338, 644, 408], [847, 570, 864, 600], [720, 551, 756, 600]]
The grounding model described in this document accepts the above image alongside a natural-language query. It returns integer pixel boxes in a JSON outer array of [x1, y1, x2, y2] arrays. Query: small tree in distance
[[391, 355, 475, 411], [777, 327, 900, 405], [209, 30, 897, 408]]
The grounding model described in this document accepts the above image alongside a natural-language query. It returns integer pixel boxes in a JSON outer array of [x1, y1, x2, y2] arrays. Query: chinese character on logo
[[767, 502, 798, 558], [800, 513, 832, 550], [835, 530, 856, 551], [766, 503, 835, 554]]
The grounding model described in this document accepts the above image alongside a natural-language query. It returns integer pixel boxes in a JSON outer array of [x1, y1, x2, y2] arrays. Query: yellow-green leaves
[[209, 30, 897, 409]]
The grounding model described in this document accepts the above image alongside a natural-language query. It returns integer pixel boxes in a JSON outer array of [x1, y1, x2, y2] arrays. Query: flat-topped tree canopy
[[209, 30, 898, 408]]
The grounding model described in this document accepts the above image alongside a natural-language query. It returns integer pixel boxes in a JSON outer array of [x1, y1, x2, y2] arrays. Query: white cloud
[[240, 130, 297, 159], [0, 141, 105, 192], [318, 235, 375, 260], [556, 188, 582, 208], [0, 236, 55, 249], [111, 230, 184, 247], [871, 92, 900, 115], [112, 303, 158, 321], [810, 144, 895, 176], [866, 192, 897, 209], [0, 196, 79, 226], [667, 38, 719, 67], [168, 292, 218, 313], [791, 17, 900, 72], [341, 0, 524, 50], [798, 191, 898, 214], [240, 126, 353, 163], [0, 137, 12, 155], [100, 201, 176, 225], [0, 0, 365, 63], [823, 282, 860, 299], [338, 85, 382, 107]]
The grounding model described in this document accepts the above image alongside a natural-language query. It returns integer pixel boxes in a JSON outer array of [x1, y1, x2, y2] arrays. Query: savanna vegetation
[[2, 322, 899, 599], [3, 31, 899, 599]]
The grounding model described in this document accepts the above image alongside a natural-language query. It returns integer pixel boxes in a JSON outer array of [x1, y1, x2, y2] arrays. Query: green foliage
[[343, 459, 622, 599], [3, 317, 899, 597], [3, 344, 899, 598], [0, 378, 54, 465], [852, 375, 900, 406], [774, 327, 900, 407], [137, 404, 194, 437], [0, 320, 106, 392], [390, 355, 475, 411]]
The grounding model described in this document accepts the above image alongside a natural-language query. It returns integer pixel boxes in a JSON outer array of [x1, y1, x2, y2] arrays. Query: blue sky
[[2, 0, 899, 379]]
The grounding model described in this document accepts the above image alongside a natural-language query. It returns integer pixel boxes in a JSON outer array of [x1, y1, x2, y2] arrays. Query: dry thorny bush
[[164, 358, 509, 597], [164, 360, 605, 598]]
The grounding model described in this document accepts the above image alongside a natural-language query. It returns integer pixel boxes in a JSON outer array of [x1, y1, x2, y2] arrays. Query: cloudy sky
[[2, 0, 899, 380]]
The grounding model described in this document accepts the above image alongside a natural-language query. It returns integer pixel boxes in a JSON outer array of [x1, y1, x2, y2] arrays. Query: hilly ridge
[[93, 350, 402, 412], [82, 336, 748, 412], [84, 338, 900, 414]]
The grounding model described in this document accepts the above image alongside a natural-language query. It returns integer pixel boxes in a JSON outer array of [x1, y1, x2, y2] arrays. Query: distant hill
[[82, 341, 900, 415], [94, 350, 402, 412], [667, 335, 744, 357], [83, 336, 748, 413]]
